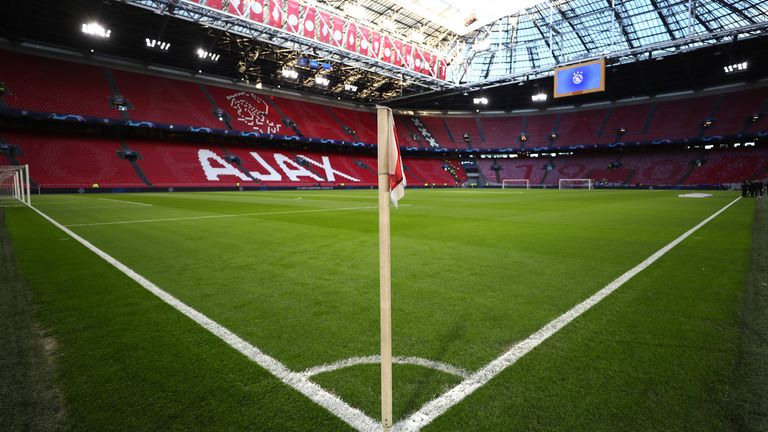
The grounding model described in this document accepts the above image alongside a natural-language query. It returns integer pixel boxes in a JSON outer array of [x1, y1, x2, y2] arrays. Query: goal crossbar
[[558, 178, 592, 190], [501, 179, 530, 189]]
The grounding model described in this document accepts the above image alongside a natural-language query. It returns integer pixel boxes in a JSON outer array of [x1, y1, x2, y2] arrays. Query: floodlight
[[281, 68, 299, 79], [473, 97, 488, 105], [145, 38, 170, 51], [315, 75, 330, 87], [531, 93, 547, 102], [82, 22, 111, 38], [723, 61, 748, 74], [197, 48, 220, 62]]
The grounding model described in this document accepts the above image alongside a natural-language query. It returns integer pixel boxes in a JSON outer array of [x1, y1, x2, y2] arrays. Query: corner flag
[[387, 109, 406, 207], [376, 105, 404, 431]]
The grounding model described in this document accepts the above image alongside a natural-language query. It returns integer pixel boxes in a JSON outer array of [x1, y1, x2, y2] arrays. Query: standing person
[[741, 180, 748, 197]]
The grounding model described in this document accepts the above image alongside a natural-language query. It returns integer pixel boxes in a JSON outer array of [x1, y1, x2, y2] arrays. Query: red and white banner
[[403, 43, 413, 70], [248, 0, 264, 22], [382, 36, 393, 63], [285, 0, 300, 33], [393, 39, 404, 67], [268, 0, 283, 28], [196, 0, 223, 10], [370, 31, 382, 59], [317, 10, 332, 43], [302, 6, 316, 38], [358, 26, 370, 56], [344, 22, 357, 52], [330, 16, 345, 47], [226, 0, 247, 17]]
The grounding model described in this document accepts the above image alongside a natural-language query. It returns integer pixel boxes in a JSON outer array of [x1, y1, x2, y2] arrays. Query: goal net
[[501, 179, 530, 189], [558, 178, 592, 190], [0, 165, 31, 207]]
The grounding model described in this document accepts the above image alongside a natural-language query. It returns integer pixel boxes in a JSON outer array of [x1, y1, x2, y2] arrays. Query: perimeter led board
[[554, 59, 606, 98]]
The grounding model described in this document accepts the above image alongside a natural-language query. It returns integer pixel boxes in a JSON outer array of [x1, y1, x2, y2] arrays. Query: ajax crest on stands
[[226, 92, 282, 134]]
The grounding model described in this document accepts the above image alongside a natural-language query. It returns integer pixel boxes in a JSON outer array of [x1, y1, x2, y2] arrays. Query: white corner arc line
[[28, 205, 380, 432], [98, 198, 154, 207], [393, 196, 742, 432], [65, 205, 381, 227], [301, 355, 471, 379]]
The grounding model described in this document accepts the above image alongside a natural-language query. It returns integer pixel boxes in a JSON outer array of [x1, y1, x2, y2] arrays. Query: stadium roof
[[0, 0, 766, 106]]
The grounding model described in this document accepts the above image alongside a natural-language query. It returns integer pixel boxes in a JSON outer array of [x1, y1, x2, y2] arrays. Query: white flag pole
[[376, 106, 393, 431]]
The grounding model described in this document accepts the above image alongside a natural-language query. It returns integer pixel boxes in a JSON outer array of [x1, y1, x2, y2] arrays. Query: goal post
[[0, 165, 31, 207], [501, 179, 530, 189], [558, 178, 592, 190]]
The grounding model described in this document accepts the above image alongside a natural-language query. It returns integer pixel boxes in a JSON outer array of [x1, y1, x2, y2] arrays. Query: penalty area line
[[393, 196, 743, 432], [64, 205, 405, 227], [98, 198, 154, 207], [28, 205, 381, 432]]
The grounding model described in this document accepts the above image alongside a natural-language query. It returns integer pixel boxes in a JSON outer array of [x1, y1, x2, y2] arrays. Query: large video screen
[[554, 59, 606, 98]]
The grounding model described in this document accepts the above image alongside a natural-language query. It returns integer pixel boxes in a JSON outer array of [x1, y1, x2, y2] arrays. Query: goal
[[501, 179, 530, 189], [558, 178, 592, 190], [0, 165, 31, 207]]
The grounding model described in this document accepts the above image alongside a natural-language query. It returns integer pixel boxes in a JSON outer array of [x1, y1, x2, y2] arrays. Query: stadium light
[[531, 92, 547, 102], [197, 48, 220, 62], [82, 22, 111, 38], [281, 68, 299, 80], [343, 83, 358, 92], [723, 61, 748, 74], [314, 75, 330, 87], [473, 97, 488, 105], [145, 38, 170, 51]]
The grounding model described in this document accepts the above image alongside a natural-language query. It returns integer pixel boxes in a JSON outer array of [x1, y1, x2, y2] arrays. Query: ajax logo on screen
[[572, 70, 584, 85]]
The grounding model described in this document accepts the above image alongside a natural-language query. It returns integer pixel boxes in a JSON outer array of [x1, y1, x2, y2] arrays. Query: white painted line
[[393, 196, 742, 432], [98, 198, 154, 207], [65, 205, 380, 227], [301, 355, 471, 379], [28, 205, 380, 432]]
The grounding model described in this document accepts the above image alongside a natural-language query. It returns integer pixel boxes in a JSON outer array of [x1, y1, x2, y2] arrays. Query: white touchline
[[392, 196, 742, 432], [97, 198, 154, 207], [301, 356, 471, 379], [65, 205, 381, 227], [28, 205, 380, 432]]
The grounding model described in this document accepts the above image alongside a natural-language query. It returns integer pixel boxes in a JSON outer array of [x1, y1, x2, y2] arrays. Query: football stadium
[[1, 1, 767, 431]]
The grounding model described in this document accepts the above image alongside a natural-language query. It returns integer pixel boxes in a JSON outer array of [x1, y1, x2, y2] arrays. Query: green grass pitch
[[2, 189, 763, 431]]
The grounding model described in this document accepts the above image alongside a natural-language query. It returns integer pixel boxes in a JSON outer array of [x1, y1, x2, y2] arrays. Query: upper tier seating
[[444, 117, 483, 148], [480, 116, 525, 149], [270, 96, 348, 140], [601, 103, 651, 143], [112, 70, 223, 128], [419, 117, 463, 149], [644, 95, 719, 141], [554, 109, 610, 148], [328, 107, 378, 143], [703, 90, 766, 138], [0, 50, 117, 119]]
